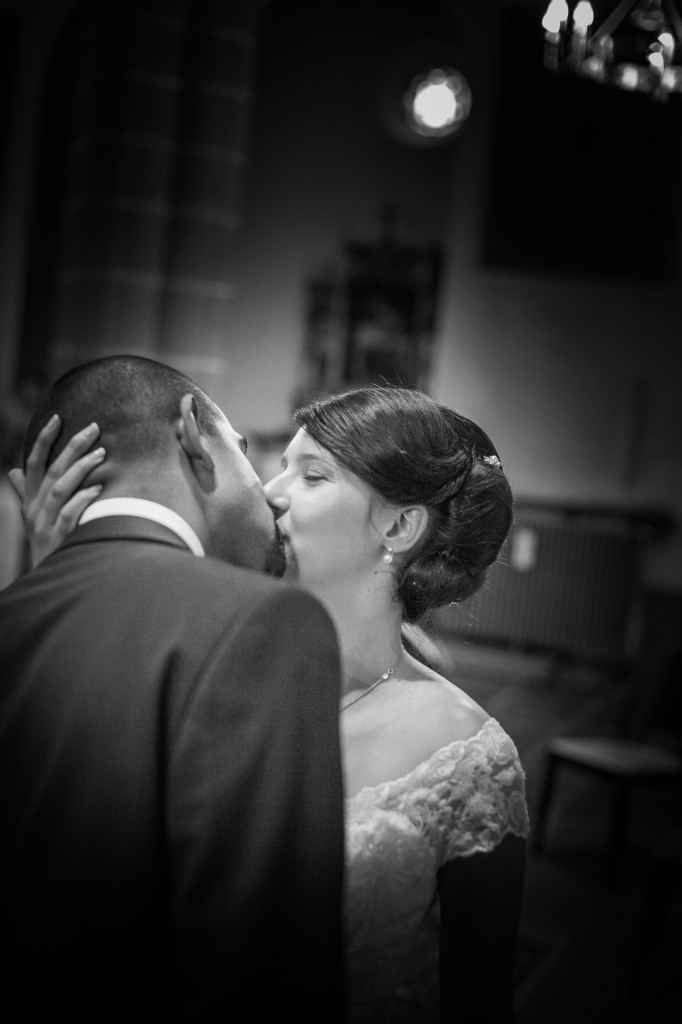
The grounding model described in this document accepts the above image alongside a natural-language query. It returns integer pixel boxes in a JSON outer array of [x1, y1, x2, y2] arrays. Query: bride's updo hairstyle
[[293, 386, 513, 624]]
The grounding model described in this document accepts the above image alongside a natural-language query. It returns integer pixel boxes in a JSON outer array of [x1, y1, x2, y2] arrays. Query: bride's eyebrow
[[298, 452, 335, 471]]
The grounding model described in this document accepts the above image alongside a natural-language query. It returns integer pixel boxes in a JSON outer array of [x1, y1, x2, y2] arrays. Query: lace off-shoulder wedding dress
[[344, 717, 529, 1023]]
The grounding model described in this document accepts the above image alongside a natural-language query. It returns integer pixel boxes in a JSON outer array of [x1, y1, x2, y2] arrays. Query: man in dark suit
[[0, 355, 346, 1021]]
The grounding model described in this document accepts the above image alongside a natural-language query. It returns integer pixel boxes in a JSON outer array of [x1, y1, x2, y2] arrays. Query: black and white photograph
[[1, 2, 681, 1022]]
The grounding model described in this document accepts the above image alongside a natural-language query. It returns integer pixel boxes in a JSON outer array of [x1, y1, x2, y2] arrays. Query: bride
[[13, 384, 528, 1024]]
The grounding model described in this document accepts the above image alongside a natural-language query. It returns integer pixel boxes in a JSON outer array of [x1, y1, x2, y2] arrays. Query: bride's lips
[[276, 529, 296, 570]]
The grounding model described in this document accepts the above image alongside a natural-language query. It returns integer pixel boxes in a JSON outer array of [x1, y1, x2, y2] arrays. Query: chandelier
[[542, 0, 682, 99]]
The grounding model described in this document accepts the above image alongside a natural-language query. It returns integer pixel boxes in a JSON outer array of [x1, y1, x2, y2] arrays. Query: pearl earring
[[383, 545, 394, 564]]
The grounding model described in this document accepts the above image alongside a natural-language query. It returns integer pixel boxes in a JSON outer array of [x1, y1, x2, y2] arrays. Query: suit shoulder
[[162, 553, 336, 631]]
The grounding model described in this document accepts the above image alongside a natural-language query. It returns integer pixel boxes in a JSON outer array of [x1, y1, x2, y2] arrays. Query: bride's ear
[[177, 394, 215, 474], [384, 505, 430, 556]]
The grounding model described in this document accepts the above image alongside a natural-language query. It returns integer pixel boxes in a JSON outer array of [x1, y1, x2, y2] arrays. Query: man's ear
[[177, 394, 215, 473], [384, 505, 430, 556]]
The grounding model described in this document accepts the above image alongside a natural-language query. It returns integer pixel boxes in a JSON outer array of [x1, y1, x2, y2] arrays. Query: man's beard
[[263, 527, 287, 578]]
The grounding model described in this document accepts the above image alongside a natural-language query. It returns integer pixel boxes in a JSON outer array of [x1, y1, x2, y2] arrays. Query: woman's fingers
[[53, 486, 103, 534], [25, 418, 100, 500], [25, 482, 103, 569], [20, 418, 105, 538], [7, 469, 26, 502], [23, 414, 63, 498], [39, 446, 106, 517], [34, 421, 101, 502], [15, 417, 107, 567]]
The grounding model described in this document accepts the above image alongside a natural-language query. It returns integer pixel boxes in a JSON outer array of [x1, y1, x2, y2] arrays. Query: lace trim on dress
[[346, 717, 529, 866]]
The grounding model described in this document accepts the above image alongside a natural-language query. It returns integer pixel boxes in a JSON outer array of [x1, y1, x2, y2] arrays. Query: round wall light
[[404, 66, 472, 138], [375, 37, 473, 149]]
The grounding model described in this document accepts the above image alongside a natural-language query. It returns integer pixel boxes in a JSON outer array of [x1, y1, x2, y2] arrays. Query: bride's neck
[[311, 583, 404, 690]]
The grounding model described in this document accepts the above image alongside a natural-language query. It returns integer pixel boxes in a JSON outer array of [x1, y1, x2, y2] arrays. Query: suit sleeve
[[166, 586, 346, 1022]]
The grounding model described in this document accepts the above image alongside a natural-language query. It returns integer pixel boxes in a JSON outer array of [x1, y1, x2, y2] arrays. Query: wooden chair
[[531, 651, 682, 883]]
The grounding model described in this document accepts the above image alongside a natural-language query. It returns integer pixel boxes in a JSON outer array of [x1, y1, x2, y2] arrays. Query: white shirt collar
[[79, 497, 205, 558]]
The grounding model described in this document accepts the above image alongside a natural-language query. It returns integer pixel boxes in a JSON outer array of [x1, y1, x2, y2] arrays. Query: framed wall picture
[[293, 210, 443, 409]]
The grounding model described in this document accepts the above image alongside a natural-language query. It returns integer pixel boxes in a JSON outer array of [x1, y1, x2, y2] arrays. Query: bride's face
[[264, 428, 386, 591]]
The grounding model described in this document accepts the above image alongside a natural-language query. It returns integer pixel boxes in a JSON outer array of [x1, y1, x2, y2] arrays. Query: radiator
[[433, 506, 647, 670]]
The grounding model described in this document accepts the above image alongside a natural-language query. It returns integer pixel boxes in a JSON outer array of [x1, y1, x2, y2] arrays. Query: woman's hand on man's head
[[9, 416, 105, 566]]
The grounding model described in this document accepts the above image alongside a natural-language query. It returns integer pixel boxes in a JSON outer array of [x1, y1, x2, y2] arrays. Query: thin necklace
[[340, 658, 401, 713]]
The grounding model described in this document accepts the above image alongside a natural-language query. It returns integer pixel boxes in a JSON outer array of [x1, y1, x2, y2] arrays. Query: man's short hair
[[23, 354, 223, 469]]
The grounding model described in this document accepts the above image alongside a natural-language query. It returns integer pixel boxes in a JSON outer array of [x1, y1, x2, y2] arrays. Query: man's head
[[24, 354, 285, 575]]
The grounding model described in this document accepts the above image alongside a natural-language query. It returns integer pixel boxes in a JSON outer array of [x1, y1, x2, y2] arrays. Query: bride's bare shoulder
[[403, 654, 490, 747], [343, 656, 490, 796]]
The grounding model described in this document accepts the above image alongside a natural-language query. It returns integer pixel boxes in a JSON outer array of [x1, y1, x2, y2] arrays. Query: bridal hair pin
[[482, 454, 502, 469]]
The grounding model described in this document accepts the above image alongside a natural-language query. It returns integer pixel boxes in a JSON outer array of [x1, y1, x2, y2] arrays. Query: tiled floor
[[434, 638, 681, 1024]]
